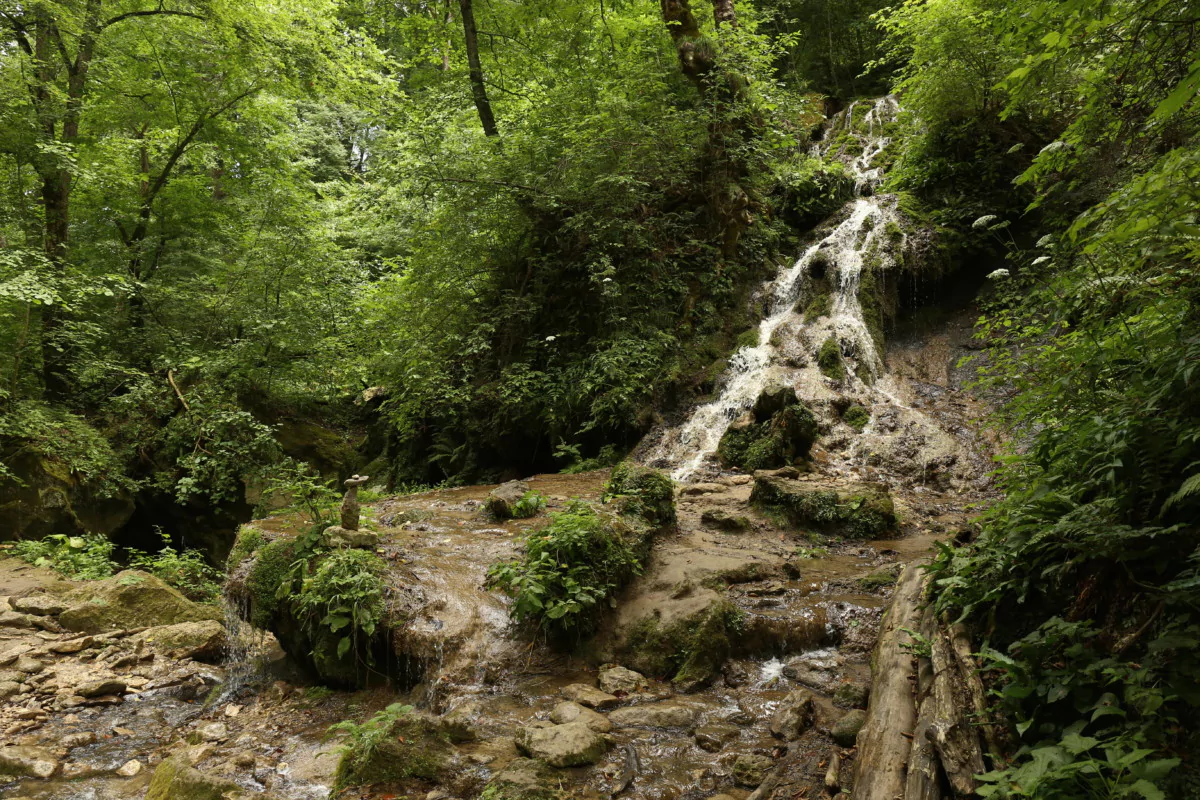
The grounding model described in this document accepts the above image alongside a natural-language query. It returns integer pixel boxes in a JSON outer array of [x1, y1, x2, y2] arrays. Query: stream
[[0, 97, 997, 800]]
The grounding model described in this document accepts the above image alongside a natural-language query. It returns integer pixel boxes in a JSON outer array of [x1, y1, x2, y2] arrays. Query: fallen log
[[904, 605, 944, 800], [851, 563, 924, 800], [926, 622, 987, 796]]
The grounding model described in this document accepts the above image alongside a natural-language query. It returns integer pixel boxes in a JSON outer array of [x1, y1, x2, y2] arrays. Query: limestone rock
[[485, 758, 556, 799], [197, 722, 227, 742], [76, 678, 126, 698], [700, 509, 753, 532], [549, 701, 612, 733], [135, 620, 226, 662], [750, 476, 896, 538], [732, 753, 775, 788], [833, 681, 870, 709], [770, 688, 816, 741], [58, 570, 221, 634], [608, 702, 698, 729], [0, 745, 59, 778], [597, 665, 648, 694], [694, 723, 740, 752], [560, 683, 619, 710], [12, 595, 67, 616], [485, 480, 529, 520], [321, 526, 380, 549], [830, 709, 867, 746], [514, 721, 609, 768], [146, 753, 280, 800], [116, 759, 143, 777]]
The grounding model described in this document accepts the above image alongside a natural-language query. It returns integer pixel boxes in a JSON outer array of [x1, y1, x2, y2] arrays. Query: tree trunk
[[458, 0, 498, 137], [713, 0, 737, 28]]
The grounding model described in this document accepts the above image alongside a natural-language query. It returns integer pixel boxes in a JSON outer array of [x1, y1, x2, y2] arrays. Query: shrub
[[512, 491, 547, 519], [260, 460, 340, 522], [487, 501, 644, 637], [604, 462, 676, 528], [13, 533, 117, 579], [294, 548, 387, 661], [129, 531, 222, 603]]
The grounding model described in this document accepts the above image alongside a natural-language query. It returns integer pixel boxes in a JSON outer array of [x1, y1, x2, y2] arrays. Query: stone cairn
[[323, 474, 377, 548]]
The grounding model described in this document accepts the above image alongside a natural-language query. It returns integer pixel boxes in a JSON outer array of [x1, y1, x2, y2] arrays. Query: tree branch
[[101, 7, 205, 31]]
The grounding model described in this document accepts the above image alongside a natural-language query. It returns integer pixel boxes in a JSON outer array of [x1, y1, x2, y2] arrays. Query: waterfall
[[647, 97, 905, 481]]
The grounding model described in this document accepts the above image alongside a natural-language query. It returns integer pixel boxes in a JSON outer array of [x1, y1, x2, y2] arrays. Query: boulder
[[485, 481, 529, 520], [549, 701, 612, 733], [770, 689, 816, 741], [485, 758, 557, 800], [833, 682, 870, 709], [830, 709, 867, 746], [560, 683, 619, 710], [135, 620, 226, 662], [146, 753, 281, 800], [750, 477, 896, 538], [76, 678, 126, 698], [514, 721, 609, 768], [732, 753, 775, 788], [694, 723, 740, 752], [320, 526, 380, 549], [716, 388, 818, 472], [11, 594, 67, 616], [608, 703, 698, 730], [605, 463, 676, 529], [597, 665, 648, 694], [699, 509, 753, 532], [0, 745, 59, 778], [333, 709, 451, 786], [0, 450, 134, 541], [58, 571, 221, 634]]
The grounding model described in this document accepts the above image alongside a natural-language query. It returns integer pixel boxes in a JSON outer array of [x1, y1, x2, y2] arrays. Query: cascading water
[[647, 96, 907, 481]]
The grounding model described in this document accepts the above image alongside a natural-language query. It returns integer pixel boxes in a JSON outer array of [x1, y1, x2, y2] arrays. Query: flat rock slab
[[0, 745, 59, 778], [549, 701, 612, 733], [514, 721, 609, 768], [12, 594, 68, 616], [597, 665, 648, 694], [560, 683, 619, 710], [608, 703, 699, 729]]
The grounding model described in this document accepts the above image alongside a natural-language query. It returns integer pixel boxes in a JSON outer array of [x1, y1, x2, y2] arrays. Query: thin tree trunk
[[458, 0, 498, 137]]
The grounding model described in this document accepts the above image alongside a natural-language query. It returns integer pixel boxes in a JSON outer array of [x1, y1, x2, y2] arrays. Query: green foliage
[[842, 404, 871, 432], [603, 462, 677, 529], [128, 531, 222, 603], [328, 703, 447, 789], [555, 443, 623, 474], [0, 401, 132, 495], [487, 502, 644, 638], [13, 533, 117, 580], [817, 337, 845, 380], [260, 461, 340, 523], [292, 548, 387, 662], [511, 491, 547, 520]]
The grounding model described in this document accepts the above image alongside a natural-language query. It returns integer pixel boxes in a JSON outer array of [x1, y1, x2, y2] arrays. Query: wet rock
[[770, 689, 816, 741], [717, 388, 818, 472], [694, 723, 740, 752], [146, 753, 276, 800], [441, 700, 483, 742], [700, 509, 753, 532], [608, 702, 698, 730], [549, 701, 612, 733], [116, 759, 143, 776], [606, 463, 677, 529], [0, 745, 59, 778], [782, 663, 838, 694], [598, 665, 648, 694], [680, 483, 725, 496], [334, 709, 451, 786], [196, 722, 227, 742], [135, 620, 226, 662], [58, 570, 221, 634], [485, 480, 529, 520], [514, 721, 609, 768], [732, 753, 775, 788], [620, 598, 741, 693], [485, 758, 556, 799], [833, 682, 870, 709], [76, 678, 126, 698], [561, 683, 619, 710], [12, 595, 67, 616], [722, 662, 750, 688], [750, 477, 896, 538], [61, 732, 97, 748], [321, 526, 380, 549], [830, 709, 867, 746]]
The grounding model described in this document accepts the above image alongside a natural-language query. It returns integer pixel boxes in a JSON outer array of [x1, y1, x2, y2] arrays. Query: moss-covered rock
[[0, 451, 134, 542], [842, 404, 871, 432], [58, 570, 221, 634], [700, 509, 752, 532], [335, 708, 452, 790], [750, 476, 897, 538], [481, 758, 560, 800], [620, 598, 745, 692], [716, 387, 818, 472], [146, 754, 280, 800], [817, 337, 846, 381], [605, 463, 675, 530], [485, 480, 530, 520]]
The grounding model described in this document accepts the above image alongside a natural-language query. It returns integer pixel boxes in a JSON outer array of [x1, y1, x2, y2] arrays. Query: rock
[[320, 526, 380, 549], [0, 682, 21, 699], [514, 721, 609, 768], [549, 701, 612, 733], [722, 662, 750, 688], [608, 703, 698, 729], [0, 451, 134, 541], [58, 571, 221, 634], [830, 709, 867, 746], [76, 678, 126, 698], [732, 753, 775, 788], [0, 611, 38, 629], [62, 732, 97, 748], [770, 689, 816, 741], [694, 723, 739, 752], [833, 682, 870, 709], [606, 463, 677, 529], [116, 759, 143, 777], [680, 483, 725, 496], [12, 595, 68, 616], [598, 665, 648, 694], [717, 387, 818, 472], [136, 620, 226, 662], [0, 745, 59, 778], [333, 709, 451, 785], [486, 758, 556, 799], [145, 753, 276, 800], [197, 722, 227, 742], [0, 642, 32, 665], [13, 655, 43, 674], [560, 683, 619, 710], [485, 480, 529, 520], [783, 663, 839, 694], [750, 477, 896, 538], [700, 509, 753, 532], [49, 637, 93, 654]]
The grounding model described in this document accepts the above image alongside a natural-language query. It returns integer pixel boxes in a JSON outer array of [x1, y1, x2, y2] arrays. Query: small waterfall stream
[[648, 96, 906, 481]]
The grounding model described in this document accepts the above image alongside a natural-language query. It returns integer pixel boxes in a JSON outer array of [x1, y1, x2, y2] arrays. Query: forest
[[0, 0, 1198, 798]]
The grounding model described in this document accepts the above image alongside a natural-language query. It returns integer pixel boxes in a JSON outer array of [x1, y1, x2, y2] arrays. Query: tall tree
[[458, 0, 498, 136]]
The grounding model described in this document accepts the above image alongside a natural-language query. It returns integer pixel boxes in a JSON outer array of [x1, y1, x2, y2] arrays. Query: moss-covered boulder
[[146, 754, 281, 800], [750, 476, 896, 539], [58, 570, 221, 634], [482, 758, 560, 800], [620, 598, 744, 692], [514, 721, 610, 768], [485, 480, 530, 520], [334, 707, 453, 790], [700, 509, 752, 532], [0, 451, 134, 542], [716, 387, 818, 472], [605, 462, 675, 530]]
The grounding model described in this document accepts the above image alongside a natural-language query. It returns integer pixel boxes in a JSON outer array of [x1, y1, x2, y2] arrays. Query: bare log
[[851, 564, 923, 800], [927, 626, 987, 796], [905, 605, 944, 800], [947, 618, 1010, 765]]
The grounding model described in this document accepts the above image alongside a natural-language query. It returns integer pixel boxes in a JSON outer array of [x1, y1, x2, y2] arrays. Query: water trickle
[[648, 96, 906, 481]]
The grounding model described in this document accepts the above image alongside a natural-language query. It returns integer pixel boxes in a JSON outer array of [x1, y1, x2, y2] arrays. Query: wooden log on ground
[[905, 605, 944, 800], [851, 563, 923, 800], [927, 624, 987, 796], [947, 618, 1009, 765]]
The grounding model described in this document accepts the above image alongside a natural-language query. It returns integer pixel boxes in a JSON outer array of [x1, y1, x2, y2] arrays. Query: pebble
[[198, 722, 228, 742], [116, 759, 143, 776]]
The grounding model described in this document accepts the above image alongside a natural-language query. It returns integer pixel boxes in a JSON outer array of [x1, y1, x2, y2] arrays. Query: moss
[[735, 327, 760, 350], [246, 539, 296, 628], [817, 337, 846, 380], [750, 476, 897, 539], [857, 565, 901, 591], [605, 462, 675, 529], [226, 525, 265, 571], [803, 291, 832, 320], [843, 405, 871, 432], [716, 395, 818, 472], [335, 710, 450, 790], [621, 599, 744, 692]]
